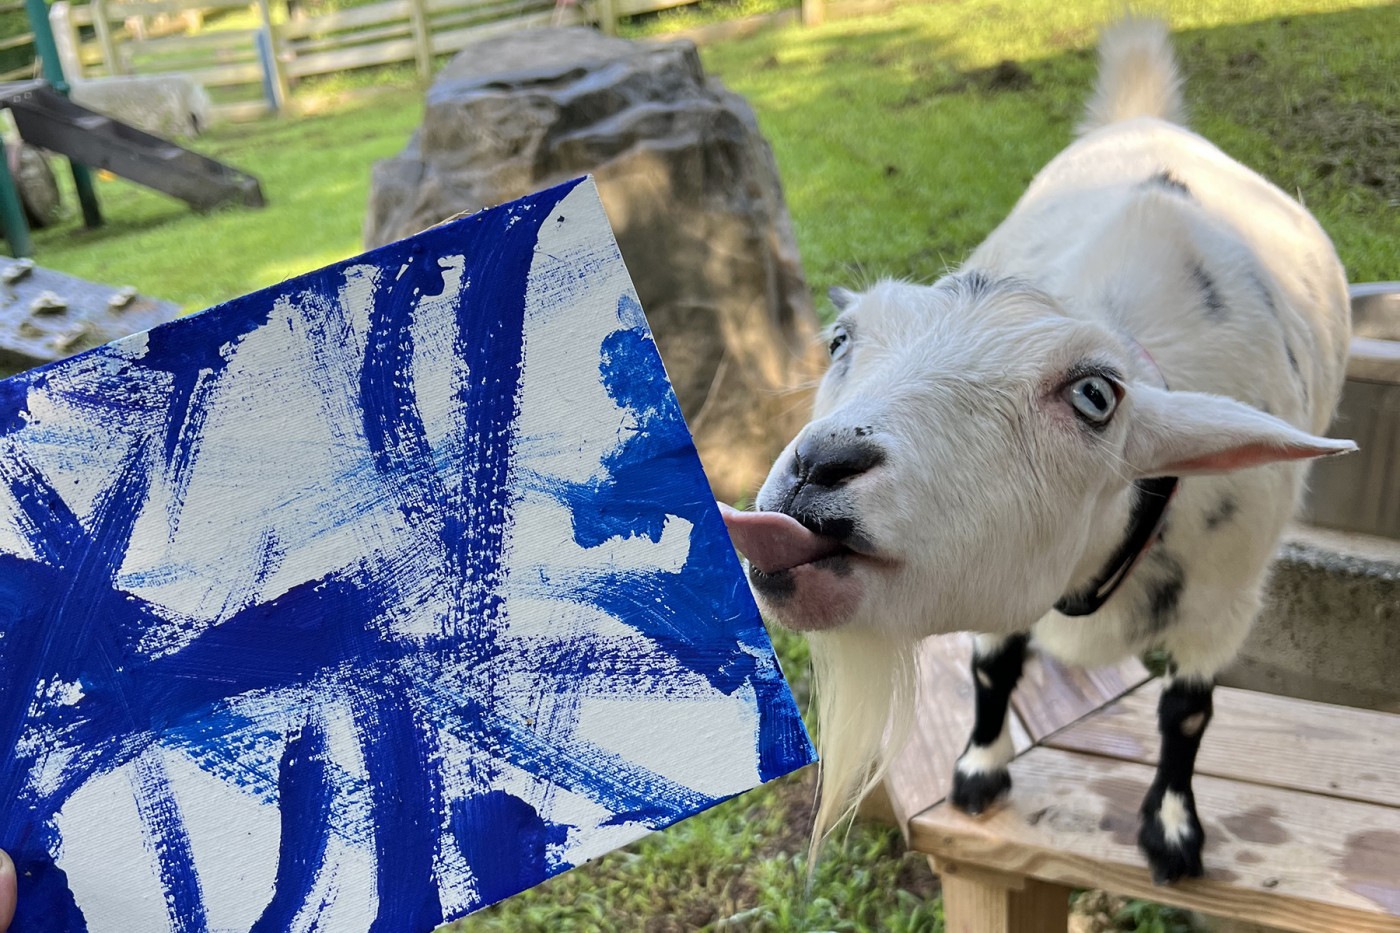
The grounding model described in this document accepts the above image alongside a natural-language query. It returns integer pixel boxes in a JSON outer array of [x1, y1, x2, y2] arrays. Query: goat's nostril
[[796, 437, 885, 488]]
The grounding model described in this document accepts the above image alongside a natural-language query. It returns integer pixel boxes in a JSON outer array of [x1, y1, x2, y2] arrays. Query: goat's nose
[[792, 432, 885, 488]]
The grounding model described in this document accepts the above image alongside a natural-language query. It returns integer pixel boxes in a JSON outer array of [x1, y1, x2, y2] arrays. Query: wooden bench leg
[[933, 858, 1071, 933]]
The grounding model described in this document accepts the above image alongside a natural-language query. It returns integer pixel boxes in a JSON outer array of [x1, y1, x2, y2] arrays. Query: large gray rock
[[9, 142, 60, 228], [365, 27, 822, 503], [70, 75, 211, 138]]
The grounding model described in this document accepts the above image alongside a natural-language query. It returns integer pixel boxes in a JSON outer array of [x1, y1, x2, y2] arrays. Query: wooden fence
[[0, 0, 38, 82], [45, 0, 688, 122]]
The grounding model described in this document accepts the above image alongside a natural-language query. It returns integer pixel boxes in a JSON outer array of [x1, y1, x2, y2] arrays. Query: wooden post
[[406, 0, 432, 83], [800, 0, 824, 26], [48, 1, 85, 81], [597, 0, 617, 36], [255, 0, 290, 111], [89, 0, 120, 76], [935, 860, 1070, 933]]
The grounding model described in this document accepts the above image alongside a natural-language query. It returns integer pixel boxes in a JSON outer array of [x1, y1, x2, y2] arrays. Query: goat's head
[[722, 272, 1354, 843]]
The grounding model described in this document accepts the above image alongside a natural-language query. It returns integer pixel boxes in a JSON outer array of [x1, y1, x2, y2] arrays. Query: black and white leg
[[1138, 671, 1214, 884], [951, 632, 1029, 815]]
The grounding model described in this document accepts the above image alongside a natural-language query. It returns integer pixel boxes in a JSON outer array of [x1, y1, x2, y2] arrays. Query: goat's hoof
[[1138, 799, 1205, 885], [950, 768, 1011, 816]]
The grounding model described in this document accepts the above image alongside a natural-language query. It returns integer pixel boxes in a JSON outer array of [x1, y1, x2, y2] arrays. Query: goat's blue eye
[[1067, 374, 1118, 424], [828, 326, 850, 361]]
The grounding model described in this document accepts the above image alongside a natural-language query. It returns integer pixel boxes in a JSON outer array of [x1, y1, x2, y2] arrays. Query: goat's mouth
[[718, 503, 878, 631]]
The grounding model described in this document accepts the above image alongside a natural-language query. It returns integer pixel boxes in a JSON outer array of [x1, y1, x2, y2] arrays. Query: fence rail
[[0, 0, 37, 81], [44, 0, 683, 122]]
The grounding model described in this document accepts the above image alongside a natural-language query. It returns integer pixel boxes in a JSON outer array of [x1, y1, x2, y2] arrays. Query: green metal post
[[0, 137, 34, 258], [24, 0, 103, 228]]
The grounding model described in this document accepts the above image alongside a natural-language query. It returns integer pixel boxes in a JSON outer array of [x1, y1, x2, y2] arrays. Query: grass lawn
[[16, 0, 1398, 930]]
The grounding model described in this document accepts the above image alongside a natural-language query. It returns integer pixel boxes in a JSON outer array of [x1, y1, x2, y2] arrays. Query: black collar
[[1054, 474, 1179, 616]]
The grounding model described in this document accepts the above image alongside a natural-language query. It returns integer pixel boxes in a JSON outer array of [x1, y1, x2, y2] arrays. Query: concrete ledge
[[1220, 524, 1400, 712]]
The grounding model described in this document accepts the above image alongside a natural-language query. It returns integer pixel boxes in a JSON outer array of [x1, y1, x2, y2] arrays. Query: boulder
[[8, 142, 60, 228], [70, 75, 212, 138], [365, 27, 822, 503]]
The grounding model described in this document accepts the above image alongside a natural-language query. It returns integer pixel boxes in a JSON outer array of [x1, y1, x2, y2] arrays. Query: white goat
[[722, 17, 1356, 884]]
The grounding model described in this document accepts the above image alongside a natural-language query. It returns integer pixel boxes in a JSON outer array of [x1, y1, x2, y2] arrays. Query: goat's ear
[[1123, 383, 1356, 477], [829, 286, 858, 311]]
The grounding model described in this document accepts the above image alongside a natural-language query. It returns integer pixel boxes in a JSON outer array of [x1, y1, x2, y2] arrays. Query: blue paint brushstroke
[[452, 791, 567, 910], [0, 177, 814, 931], [132, 753, 209, 933], [250, 719, 335, 933]]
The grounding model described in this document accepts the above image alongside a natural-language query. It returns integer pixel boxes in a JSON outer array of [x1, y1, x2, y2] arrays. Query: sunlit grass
[[29, 86, 424, 313]]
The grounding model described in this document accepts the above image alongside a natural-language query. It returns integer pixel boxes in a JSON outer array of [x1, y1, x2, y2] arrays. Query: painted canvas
[[0, 177, 815, 932]]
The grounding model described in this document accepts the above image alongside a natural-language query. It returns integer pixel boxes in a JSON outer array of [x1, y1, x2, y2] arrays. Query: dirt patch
[[969, 59, 1034, 92], [1182, 38, 1400, 200], [1290, 94, 1400, 196]]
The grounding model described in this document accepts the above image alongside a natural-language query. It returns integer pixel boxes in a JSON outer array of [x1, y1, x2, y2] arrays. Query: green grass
[[698, 0, 1398, 311], [13, 1, 1400, 930], [29, 86, 425, 312]]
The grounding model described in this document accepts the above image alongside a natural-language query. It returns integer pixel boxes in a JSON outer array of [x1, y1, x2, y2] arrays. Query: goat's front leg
[[950, 632, 1029, 815], [1139, 673, 1214, 884]]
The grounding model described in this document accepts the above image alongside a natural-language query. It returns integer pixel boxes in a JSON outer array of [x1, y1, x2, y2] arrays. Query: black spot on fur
[[1284, 341, 1310, 405], [1247, 268, 1279, 318], [1147, 170, 1192, 197], [1190, 262, 1228, 320], [951, 767, 1013, 816], [1143, 552, 1184, 632], [1204, 495, 1238, 531], [960, 269, 994, 297]]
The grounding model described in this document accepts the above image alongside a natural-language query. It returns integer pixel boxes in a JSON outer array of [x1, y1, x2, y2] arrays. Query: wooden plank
[[939, 865, 1070, 933], [429, 12, 555, 54], [176, 60, 265, 86], [423, 0, 531, 14], [910, 746, 1400, 933], [881, 634, 1033, 833], [278, 0, 412, 40], [89, 0, 122, 77], [0, 32, 34, 53], [1011, 648, 1150, 742], [285, 35, 417, 78], [123, 29, 260, 54], [1047, 682, 1400, 808], [428, 0, 553, 32], [614, 0, 694, 17], [106, 0, 248, 16], [292, 21, 410, 54]]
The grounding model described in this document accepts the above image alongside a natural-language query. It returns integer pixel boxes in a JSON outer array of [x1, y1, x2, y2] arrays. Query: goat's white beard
[[807, 624, 920, 863]]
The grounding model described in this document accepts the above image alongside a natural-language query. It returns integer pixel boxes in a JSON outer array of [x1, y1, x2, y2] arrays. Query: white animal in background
[[721, 17, 1356, 884]]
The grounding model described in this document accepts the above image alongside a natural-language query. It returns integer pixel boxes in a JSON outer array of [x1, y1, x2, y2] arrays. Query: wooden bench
[[875, 634, 1400, 933]]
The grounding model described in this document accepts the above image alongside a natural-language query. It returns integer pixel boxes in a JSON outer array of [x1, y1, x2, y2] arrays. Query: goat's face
[[724, 274, 1351, 638]]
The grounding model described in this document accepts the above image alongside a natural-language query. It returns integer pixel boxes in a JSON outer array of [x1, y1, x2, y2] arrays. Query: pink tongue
[[717, 502, 845, 573]]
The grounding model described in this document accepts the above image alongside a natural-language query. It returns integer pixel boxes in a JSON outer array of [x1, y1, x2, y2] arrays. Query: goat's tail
[[1077, 16, 1185, 135]]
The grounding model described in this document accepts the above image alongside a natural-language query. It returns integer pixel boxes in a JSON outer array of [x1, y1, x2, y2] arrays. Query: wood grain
[[1012, 649, 1150, 743], [882, 635, 1149, 834], [1047, 682, 1400, 808], [939, 865, 1071, 933], [910, 746, 1400, 933], [882, 634, 1033, 832]]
